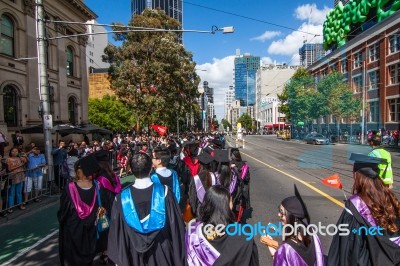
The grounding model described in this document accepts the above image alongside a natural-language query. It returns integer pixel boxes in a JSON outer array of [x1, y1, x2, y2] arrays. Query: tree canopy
[[283, 70, 361, 126], [103, 9, 200, 130], [88, 95, 134, 132], [237, 113, 252, 130]]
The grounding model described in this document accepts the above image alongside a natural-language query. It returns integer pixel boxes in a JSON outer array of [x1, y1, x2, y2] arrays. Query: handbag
[[183, 199, 194, 223], [94, 182, 110, 234]]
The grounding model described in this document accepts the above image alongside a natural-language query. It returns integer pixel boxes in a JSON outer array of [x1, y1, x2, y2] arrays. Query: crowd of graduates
[[57, 131, 400, 266]]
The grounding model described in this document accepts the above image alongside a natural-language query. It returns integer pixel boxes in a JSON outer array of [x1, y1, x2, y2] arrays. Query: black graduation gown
[[107, 184, 186, 266], [188, 172, 209, 218], [96, 172, 118, 253], [58, 183, 98, 266], [327, 200, 400, 266], [208, 232, 259, 266]]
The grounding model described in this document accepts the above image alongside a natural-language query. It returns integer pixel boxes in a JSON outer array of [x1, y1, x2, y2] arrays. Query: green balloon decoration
[[323, 0, 400, 50]]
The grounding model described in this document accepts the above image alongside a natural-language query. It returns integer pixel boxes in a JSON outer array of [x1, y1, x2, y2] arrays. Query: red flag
[[152, 124, 168, 136], [322, 174, 343, 189]]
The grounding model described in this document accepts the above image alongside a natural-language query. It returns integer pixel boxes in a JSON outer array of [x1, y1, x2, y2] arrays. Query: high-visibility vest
[[368, 148, 393, 185]]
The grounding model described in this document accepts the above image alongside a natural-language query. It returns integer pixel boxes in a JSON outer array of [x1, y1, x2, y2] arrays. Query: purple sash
[[68, 182, 97, 220], [229, 172, 237, 194], [97, 174, 121, 194], [185, 222, 220, 266], [350, 195, 400, 246], [194, 175, 206, 203]]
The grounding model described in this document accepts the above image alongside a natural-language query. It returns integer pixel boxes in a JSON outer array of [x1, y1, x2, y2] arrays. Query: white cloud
[[261, 56, 273, 65], [294, 4, 331, 25], [196, 56, 235, 120], [250, 31, 281, 42], [267, 23, 323, 59]]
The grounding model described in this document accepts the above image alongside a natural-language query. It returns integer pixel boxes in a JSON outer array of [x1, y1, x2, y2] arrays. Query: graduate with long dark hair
[[58, 155, 100, 266], [262, 185, 324, 266], [327, 154, 400, 265], [186, 185, 259, 266], [93, 150, 121, 264]]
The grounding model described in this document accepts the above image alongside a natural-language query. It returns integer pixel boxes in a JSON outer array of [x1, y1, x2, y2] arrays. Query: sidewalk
[[0, 175, 135, 265]]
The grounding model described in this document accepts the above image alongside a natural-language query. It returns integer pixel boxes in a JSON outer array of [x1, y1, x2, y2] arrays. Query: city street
[[1, 135, 399, 265]]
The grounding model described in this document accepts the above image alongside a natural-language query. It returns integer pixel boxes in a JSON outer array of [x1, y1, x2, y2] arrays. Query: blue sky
[[84, 0, 332, 120]]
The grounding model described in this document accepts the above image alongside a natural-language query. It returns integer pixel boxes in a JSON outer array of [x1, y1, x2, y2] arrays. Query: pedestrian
[[367, 130, 394, 188], [188, 151, 216, 219], [150, 146, 181, 203], [230, 148, 251, 222], [107, 152, 186, 266], [11, 130, 24, 148], [0, 155, 8, 217], [0, 130, 9, 157], [186, 185, 259, 265], [262, 185, 324, 266], [66, 146, 79, 181], [93, 149, 121, 264], [24, 146, 46, 205], [51, 140, 68, 190], [327, 153, 400, 265], [58, 155, 100, 266], [6, 147, 27, 212]]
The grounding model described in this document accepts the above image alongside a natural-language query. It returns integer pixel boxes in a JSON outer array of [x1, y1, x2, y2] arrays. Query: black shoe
[[0, 212, 7, 217]]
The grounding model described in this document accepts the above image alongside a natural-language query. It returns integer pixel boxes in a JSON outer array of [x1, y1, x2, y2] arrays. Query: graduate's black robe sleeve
[[327, 200, 400, 266]]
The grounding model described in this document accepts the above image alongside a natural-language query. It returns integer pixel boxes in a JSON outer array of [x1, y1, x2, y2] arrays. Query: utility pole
[[37, 0, 54, 182], [361, 60, 366, 144]]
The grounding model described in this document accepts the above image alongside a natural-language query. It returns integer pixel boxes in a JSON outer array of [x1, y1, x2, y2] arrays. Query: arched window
[[3, 85, 18, 126], [1, 15, 14, 56], [68, 97, 77, 125], [66, 46, 74, 76]]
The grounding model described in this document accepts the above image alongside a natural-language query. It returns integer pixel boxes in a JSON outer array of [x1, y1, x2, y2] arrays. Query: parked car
[[304, 133, 330, 145]]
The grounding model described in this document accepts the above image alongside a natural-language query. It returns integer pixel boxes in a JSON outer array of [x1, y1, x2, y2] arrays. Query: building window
[[3, 85, 18, 126], [368, 43, 379, 62], [68, 97, 77, 125], [368, 70, 379, 90], [389, 34, 400, 54], [353, 52, 363, 68], [329, 63, 337, 72], [352, 75, 363, 93], [388, 63, 400, 85], [388, 98, 400, 122], [0, 15, 14, 56], [369, 101, 380, 122], [66, 46, 74, 76], [340, 59, 348, 73]]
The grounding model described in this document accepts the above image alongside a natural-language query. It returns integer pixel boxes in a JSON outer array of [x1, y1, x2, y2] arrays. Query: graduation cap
[[212, 139, 223, 148], [213, 149, 230, 163], [281, 184, 310, 225], [198, 151, 215, 165], [75, 155, 100, 177], [349, 153, 387, 179], [93, 149, 110, 162]]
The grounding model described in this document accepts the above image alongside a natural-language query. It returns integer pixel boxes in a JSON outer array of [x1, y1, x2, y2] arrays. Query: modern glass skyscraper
[[234, 53, 260, 107], [131, 0, 182, 25]]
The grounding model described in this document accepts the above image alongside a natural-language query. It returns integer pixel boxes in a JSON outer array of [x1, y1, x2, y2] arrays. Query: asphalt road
[[2, 135, 399, 265]]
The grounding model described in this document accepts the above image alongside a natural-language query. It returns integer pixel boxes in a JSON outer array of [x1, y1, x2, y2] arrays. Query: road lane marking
[[1, 229, 59, 266], [241, 151, 345, 208]]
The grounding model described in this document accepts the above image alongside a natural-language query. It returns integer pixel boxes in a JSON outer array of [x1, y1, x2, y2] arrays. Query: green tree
[[221, 119, 232, 131], [103, 9, 200, 131], [278, 68, 311, 122], [88, 95, 134, 132], [237, 113, 252, 131]]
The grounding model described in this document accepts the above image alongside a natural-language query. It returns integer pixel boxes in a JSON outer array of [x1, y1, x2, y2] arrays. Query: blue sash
[[150, 170, 181, 203], [121, 183, 166, 233]]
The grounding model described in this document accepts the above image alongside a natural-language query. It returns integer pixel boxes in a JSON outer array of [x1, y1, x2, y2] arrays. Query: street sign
[[297, 121, 304, 126], [43, 115, 53, 129], [237, 122, 241, 129]]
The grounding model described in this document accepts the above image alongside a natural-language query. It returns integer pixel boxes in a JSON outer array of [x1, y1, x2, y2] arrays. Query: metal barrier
[[0, 165, 53, 215]]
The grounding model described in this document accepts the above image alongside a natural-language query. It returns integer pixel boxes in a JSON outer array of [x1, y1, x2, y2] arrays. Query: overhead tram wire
[[183, 1, 320, 37]]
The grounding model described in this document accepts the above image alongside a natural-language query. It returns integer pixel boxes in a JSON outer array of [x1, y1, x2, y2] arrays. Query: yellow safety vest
[[368, 148, 393, 185]]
